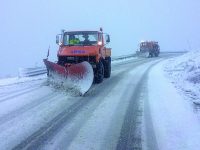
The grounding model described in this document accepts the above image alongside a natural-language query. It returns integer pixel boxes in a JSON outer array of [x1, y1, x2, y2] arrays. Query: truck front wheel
[[95, 61, 104, 83], [104, 57, 111, 78]]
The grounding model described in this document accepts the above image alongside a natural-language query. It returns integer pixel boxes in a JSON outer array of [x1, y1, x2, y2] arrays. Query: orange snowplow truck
[[140, 41, 160, 57], [45, 28, 111, 85]]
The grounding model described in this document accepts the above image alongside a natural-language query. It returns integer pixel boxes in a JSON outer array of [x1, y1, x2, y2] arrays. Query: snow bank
[[164, 50, 200, 103], [147, 60, 200, 150]]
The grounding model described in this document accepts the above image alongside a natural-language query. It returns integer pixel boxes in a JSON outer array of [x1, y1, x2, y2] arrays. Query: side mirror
[[56, 34, 62, 45], [106, 34, 110, 43]]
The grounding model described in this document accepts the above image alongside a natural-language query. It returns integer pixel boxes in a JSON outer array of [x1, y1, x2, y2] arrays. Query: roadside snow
[[164, 50, 200, 104], [0, 74, 47, 86], [146, 59, 200, 150]]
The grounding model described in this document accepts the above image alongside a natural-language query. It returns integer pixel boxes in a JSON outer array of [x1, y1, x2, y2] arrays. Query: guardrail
[[112, 54, 136, 61], [18, 54, 137, 77], [18, 67, 47, 78]]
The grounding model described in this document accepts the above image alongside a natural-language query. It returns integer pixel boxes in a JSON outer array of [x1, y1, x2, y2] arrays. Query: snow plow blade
[[43, 59, 94, 95], [136, 51, 149, 58]]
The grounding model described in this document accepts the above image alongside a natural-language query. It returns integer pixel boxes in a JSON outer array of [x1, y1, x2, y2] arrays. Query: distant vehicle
[[137, 41, 160, 57]]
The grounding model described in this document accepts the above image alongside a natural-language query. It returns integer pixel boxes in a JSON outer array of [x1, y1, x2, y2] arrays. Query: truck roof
[[140, 41, 158, 44], [64, 31, 101, 34]]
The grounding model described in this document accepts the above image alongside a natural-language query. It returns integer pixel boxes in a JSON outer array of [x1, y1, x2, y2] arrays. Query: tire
[[155, 51, 159, 57], [104, 57, 111, 78], [47, 69, 50, 77], [95, 61, 104, 83], [148, 53, 153, 58]]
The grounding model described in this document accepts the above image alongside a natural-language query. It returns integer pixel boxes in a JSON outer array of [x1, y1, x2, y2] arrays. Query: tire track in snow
[[12, 58, 163, 150], [0, 86, 41, 103], [0, 78, 46, 98], [44, 69, 132, 150], [116, 60, 160, 150], [12, 71, 125, 150], [0, 84, 41, 97], [0, 77, 46, 88], [144, 88, 159, 150], [12, 59, 154, 150], [0, 92, 57, 126]]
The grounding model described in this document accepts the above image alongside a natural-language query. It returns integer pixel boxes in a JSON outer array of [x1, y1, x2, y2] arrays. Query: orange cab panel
[[58, 46, 100, 57]]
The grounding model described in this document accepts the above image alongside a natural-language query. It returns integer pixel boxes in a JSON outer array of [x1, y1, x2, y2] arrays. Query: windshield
[[63, 31, 98, 46]]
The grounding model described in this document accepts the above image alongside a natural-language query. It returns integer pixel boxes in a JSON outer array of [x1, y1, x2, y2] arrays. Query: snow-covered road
[[1, 52, 199, 150]]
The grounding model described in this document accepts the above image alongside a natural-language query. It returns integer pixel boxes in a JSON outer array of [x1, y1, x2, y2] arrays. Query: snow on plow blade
[[43, 59, 94, 95], [136, 51, 149, 58]]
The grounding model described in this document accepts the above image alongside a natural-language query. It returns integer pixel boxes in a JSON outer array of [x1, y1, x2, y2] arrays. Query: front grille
[[58, 56, 96, 66]]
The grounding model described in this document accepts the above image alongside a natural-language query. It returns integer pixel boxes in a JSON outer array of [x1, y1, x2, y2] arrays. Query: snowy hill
[[164, 50, 200, 105]]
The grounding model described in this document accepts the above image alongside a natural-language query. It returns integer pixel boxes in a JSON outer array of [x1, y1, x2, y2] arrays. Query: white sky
[[0, 0, 200, 77]]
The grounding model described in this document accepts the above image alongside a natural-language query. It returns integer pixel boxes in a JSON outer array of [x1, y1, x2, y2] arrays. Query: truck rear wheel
[[104, 57, 111, 78], [47, 69, 50, 76], [95, 61, 104, 83], [149, 53, 153, 58], [155, 53, 159, 57]]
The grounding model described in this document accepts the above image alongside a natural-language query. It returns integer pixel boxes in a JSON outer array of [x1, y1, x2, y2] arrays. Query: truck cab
[[56, 28, 111, 83]]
